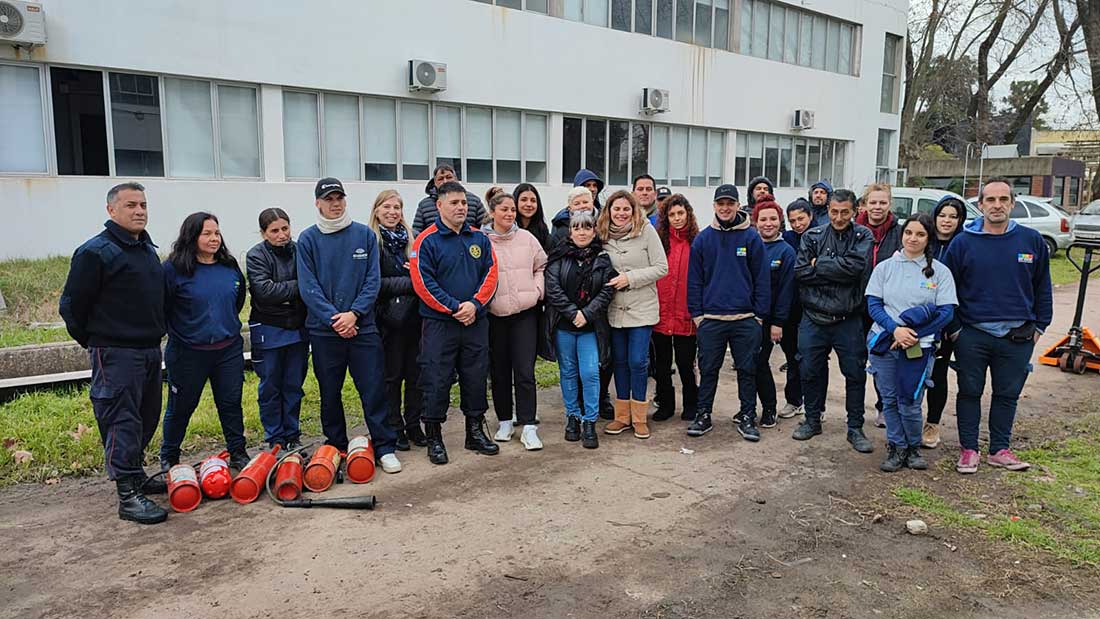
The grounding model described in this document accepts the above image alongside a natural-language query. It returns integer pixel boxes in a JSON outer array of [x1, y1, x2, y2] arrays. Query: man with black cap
[[656, 186, 672, 209], [296, 178, 402, 474], [686, 184, 771, 441]]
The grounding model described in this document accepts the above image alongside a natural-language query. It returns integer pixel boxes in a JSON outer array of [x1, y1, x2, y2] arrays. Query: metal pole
[[962, 143, 972, 197], [977, 142, 988, 192]]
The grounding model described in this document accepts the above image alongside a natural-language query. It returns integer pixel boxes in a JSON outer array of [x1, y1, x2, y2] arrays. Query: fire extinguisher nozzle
[[308, 495, 377, 510]]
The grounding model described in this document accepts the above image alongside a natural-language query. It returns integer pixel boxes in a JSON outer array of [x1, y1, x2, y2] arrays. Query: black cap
[[656, 186, 672, 199], [315, 177, 346, 199], [713, 184, 739, 201]]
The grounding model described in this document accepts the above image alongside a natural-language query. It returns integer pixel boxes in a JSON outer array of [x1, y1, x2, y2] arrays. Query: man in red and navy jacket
[[411, 181, 500, 465]]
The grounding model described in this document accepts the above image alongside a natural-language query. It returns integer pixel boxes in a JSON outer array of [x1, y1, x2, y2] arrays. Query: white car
[[966, 195, 1073, 256], [890, 187, 981, 222], [1071, 200, 1100, 245]]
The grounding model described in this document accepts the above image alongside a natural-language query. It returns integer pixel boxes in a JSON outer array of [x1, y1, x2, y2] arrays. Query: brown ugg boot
[[631, 399, 651, 439], [604, 399, 632, 435]]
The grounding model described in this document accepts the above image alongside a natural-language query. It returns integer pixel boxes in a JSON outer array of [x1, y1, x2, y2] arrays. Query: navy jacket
[[687, 213, 771, 319], [296, 222, 382, 337], [808, 180, 833, 228], [164, 260, 246, 347], [762, 237, 796, 325], [411, 219, 499, 321], [59, 220, 166, 348]]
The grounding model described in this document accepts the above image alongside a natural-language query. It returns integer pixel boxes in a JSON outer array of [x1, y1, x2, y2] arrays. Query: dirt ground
[[2, 283, 1099, 619]]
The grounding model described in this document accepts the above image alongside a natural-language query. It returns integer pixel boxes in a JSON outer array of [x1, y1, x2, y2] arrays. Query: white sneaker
[[379, 453, 402, 474], [778, 403, 803, 419], [520, 425, 543, 451], [495, 420, 514, 441]]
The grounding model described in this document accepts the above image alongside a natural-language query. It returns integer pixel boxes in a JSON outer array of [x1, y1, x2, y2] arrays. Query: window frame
[[0, 61, 53, 177]]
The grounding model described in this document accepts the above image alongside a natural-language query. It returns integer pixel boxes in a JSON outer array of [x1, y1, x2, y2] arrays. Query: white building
[[0, 0, 906, 259]]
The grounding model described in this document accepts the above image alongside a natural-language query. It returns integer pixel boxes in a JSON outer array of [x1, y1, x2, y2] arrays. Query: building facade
[[909, 155, 1086, 209], [0, 0, 907, 259]]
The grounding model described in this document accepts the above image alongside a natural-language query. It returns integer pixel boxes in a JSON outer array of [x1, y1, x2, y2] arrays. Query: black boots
[[880, 444, 906, 472], [791, 419, 822, 441], [847, 429, 875, 453], [564, 416, 581, 442], [425, 421, 448, 465], [581, 421, 599, 449], [406, 424, 428, 447], [117, 475, 167, 525], [905, 446, 928, 470], [229, 449, 251, 471], [464, 416, 500, 456]]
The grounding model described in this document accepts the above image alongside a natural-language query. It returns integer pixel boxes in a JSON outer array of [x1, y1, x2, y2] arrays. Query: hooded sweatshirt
[[572, 169, 605, 210], [808, 180, 833, 228], [687, 211, 771, 320], [942, 217, 1053, 334], [745, 176, 775, 217], [929, 196, 966, 262]]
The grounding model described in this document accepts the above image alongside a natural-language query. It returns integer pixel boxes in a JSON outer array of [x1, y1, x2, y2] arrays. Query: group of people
[[58, 164, 1053, 525]]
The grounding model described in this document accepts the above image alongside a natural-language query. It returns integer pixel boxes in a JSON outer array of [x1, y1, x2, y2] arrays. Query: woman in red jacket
[[653, 194, 700, 421]]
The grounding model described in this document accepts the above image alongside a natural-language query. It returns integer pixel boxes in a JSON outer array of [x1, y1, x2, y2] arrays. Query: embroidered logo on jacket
[[353, 248, 369, 260], [919, 281, 938, 289], [736, 247, 747, 257], [770, 259, 782, 269], [469, 245, 482, 259], [1017, 253, 1034, 264]]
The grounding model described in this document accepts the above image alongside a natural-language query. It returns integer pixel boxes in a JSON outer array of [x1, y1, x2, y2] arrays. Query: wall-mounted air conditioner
[[792, 109, 815, 130], [0, 1, 46, 48], [408, 59, 447, 93], [641, 88, 670, 114]]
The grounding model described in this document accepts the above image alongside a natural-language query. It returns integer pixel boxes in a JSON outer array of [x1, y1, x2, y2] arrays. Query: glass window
[[585, 0, 609, 25], [748, 133, 763, 180], [793, 138, 806, 187], [676, 0, 694, 42], [740, 0, 753, 54], [636, 0, 653, 33], [783, 9, 798, 63], [689, 127, 706, 186], [779, 136, 792, 187], [651, 125, 669, 184], [807, 139, 820, 182], [890, 197, 911, 220], [1069, 176, 1080, 207], [917, 198, 938, 215], [109, 73, 163, 177], [324, 94, 360, 180], [695, 0, 712, 47], [798, 13, 812, 66], [1052, 177, 1065, 207], [768, 4, 784, 61], [362, 97, 397, 181], [751, 0, 769, 58], [525, 113, 547, 182], [435, 105, 462, 179], [467, 106, 493, 183], [820, 139, 834, 182], [881, 34, 900, 113], [707, 130, 724, 186], [735, 132, 748, 187], [562, 116, 582, 183], [825, 20, 840, 73], [1010, 201, 1029, 219], [0, 64, 47, 174], [164, 77, 215, 178], [612, 0, 631, 30], [282, 91, 319, 179], [838, 23, 853, 74], [527, 0, 548, 11], [51, 67, 108, 176], [564, 0, 582, 20], [499, 0, 522, 8], [764, 135, 779, 181], [669, 126, 689, 186], [656, 0, 674, 38], [400, 102, 430, 180], [833, 141, 846, 187], [495, 109, 522, 183], [876, 129, 892, 168], [609, 120, 630, 185], [217, 85, 260, 177], [1024, 201, 1047, 218], [631, 122, 649, 178], [811, 15, 827, 70], [714, 0, 730, 50], [586, 119, 607, 179]]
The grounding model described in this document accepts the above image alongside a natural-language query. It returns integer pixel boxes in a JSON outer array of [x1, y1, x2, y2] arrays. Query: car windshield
[[1082, 201, 1100, 216]]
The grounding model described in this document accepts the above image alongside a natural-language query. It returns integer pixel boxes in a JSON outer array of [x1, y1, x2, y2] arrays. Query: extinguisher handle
[[308, 495, 377, 510]]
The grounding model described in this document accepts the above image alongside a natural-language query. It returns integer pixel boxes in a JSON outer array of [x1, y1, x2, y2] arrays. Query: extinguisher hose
[[264, 444, 377, 510]]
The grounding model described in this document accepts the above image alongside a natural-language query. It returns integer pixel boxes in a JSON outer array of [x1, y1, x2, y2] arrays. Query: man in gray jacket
[[412, 164, 486, 235]]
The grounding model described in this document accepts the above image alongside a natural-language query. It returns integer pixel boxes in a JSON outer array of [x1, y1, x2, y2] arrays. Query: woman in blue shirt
[[246, 208, 308, 452], [159, 212, 249, 471]]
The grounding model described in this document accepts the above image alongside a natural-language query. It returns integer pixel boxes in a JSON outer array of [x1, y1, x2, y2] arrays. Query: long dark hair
[[169, 212, 239, 277], [657, 194, 699, 253], [903, 213, 937, 278], [513, 183, 550, 247]]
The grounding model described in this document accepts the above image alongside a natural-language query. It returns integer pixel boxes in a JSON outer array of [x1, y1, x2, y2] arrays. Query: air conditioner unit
[[0, 0, 46, 48], [641, 88, 670, 114], [792, 109, 815, 131], [408, 59, 447, 93]]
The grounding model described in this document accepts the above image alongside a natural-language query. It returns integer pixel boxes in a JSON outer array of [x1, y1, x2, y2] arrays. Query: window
[[740, 0, 754, 54], [838, 24, 853, 75], [768, 4, 784, 61], [565, 0, 609, 25], [764, 134, 779, 180], [283, 91, 319, 179], [751, 0, 768, 57], [528, 0, 548, 12], [467, 107, 493, 182], [324, 94, 360, 181], [636, 0, 653, 33], [876, 128, 894, 182], [881, 34, 901, 113], [793, 138, 806, 187], [1023, 201, 1047, 218], [689, 127, 707, 186], [807, 139, 821, 182], [400, 101, 430, 180], [833, 140, 846, 187], [669, 126, 689, 186], [695, 0, 713, 47], [707, 130, 724, 185], [217, 85, 260, 177], [0, 64, 48, 174], [734, 132, 748, 186], [499, 0, 522, 8], [811, 15, 827, 70], [434, 105, 462, 179], [363, 97, 397, 181], [656, 0, 674, 38], [1052, 177, 1065, 207], [748, 133, 763, 180], [586, 118, 607, 179], [631, 123, 649, 178], [526, 113, 548, 182], [563, 116, 582, 183], [651, 125, 669, 184], [51, 67, 108, 176], [612, 0, 631, 30], [825, 20, 840, 72], [164, 77, 215, 178], [798, 13, 812, 65], [715, 0, 730, 50], [778, 136, 792, 187], [1010, 202, 1029, 219], [1069, 176, 1080, 207], [916, 198, 938, 215], [495, 109, 522, 183], [783, 9, 798, 63], [676, 0, 694, 42], [109, 73, 163, 177], [891, 198, 912, 220], [820, 139, 834, 182], [609, 120, 630, 185]]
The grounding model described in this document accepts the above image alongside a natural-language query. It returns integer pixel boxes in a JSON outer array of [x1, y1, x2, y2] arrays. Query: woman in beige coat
[[597, 190, 669, 439]]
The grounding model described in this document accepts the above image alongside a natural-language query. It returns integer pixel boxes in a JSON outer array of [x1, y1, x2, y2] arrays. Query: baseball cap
[[713, 184, 739, 201], [315, 177, 346, 199], [656, 186, 672, 199]]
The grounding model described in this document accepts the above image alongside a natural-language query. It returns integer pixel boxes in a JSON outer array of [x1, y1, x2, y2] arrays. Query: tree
[[1002, 80, 1051, 130]]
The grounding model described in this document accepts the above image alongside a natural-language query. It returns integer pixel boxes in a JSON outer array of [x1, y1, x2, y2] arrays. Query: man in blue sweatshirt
[[411, 181, 500, 465], [686, 184, 771, 442], [59, 182, 169, 525], [297, 178, 401, 474], [943, 177, 1053, 475]]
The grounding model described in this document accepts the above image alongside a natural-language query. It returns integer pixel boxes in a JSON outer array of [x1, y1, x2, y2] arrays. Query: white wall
[[0, 0, 907, 259]]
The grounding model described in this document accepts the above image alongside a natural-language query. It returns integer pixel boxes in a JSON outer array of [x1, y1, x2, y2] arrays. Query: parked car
[[1071, 200, 1100, 245], [966, 195, 1073, 256], [890, 187, 981, 222]]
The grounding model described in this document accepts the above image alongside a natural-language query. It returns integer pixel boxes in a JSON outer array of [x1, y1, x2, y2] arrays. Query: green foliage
[[1002, 80, 1050, 131]]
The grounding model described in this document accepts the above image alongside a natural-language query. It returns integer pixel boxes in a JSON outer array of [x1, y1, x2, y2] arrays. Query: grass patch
[[1049, 252, 1100, 287], [0, 256, 73, 348]]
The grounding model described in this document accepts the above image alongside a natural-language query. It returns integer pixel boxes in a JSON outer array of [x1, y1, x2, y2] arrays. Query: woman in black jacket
[[544, 211, 617, 449], [370, 190, 425, 450], [246, 208, 309, 451], [923, 196, 966, 449]]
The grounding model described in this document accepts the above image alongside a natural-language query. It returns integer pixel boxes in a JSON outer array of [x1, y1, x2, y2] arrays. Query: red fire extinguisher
[[199, 450, 231, 499], [166, 464, 201, 513], [230, 445, 281, 504], [303, 445, 342, 493]]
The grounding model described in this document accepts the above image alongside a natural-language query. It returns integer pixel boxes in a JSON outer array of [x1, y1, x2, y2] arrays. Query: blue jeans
[[799, 315, 867, 429], [555, 329, 600, 422], [868, 349, 932, 448], [696, 318, 761, 420], [160, 337, 246, 464], [954, 326, 1034, 453], [310, 332, 397, 456], [611, 326, 652, 401], [252, 340, 309, 446]]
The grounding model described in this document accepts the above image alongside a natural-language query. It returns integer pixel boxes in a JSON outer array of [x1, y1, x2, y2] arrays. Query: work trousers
[[310, 332, 397, 456], [696, 318, 760, 421], [89, 346, 162, 479], [418, 317, 491, 423], [160, 337, 247, 464]]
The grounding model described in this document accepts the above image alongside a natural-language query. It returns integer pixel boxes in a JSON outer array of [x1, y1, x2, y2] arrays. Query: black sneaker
[[760, 409, 777, 428], [905, 445, 928, 470], [880, 444, 905, 472], [737, 417, 761, 442], [732, 412, 744, 425], [564, 416, 581, 442], [791, 420, 822, 441], [847, 429, 874, 454], [686, 413, 713, 437]]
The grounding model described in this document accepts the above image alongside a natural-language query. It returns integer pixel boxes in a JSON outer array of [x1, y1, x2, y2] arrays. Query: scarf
[[556, 240, 601, 305], [317, 209, 352, 234], [856, 211, 895, 244], [379, 225, 409, 258], [608, 221, 634, 241]]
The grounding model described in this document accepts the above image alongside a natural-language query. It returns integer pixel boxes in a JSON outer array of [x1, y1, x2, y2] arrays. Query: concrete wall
[[0, 0, 908, 259]]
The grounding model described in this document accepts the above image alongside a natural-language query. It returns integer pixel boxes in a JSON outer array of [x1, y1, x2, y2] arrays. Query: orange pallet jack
[[1039, 240, 1100, 374]]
